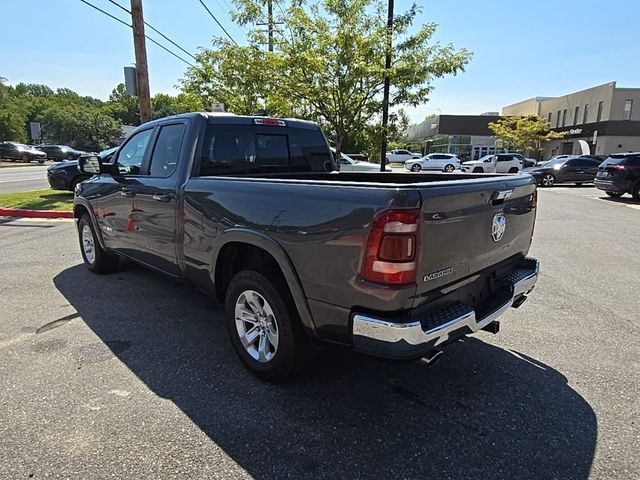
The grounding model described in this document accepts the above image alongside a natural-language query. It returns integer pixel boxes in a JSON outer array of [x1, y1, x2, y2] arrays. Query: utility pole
[[130, 0, 152, 123], [267, 0, 274, 52], [379, 0, 394, 172]]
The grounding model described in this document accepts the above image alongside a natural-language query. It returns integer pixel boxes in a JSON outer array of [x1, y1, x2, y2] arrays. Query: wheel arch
[[212, 229, 317, 338], [73, 199, 107, 250]]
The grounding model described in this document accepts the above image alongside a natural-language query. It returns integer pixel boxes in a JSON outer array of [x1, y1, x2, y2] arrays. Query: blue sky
[[2, 0, 638, 123]]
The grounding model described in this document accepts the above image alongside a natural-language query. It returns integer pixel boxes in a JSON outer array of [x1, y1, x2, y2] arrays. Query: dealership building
[[403, 113, 502, 161], [502, 82, 640, 157]]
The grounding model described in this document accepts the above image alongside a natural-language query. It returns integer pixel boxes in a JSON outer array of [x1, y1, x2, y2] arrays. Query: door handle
[[152, 193, 172, 202], [120, 188, 135, 197]]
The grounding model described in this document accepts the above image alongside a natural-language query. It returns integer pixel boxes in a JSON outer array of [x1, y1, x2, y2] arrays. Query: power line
[[196, 0, 238, 45], [78, 0, 196, 68], [105, 0, 198, 61]]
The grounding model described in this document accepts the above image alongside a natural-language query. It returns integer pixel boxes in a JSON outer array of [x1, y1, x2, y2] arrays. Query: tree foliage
[[181, 0, 471, 157], [488, 115, 567, 152]]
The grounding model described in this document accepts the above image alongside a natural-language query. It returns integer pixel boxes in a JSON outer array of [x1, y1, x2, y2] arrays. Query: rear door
[[415, 175, 537, 297]]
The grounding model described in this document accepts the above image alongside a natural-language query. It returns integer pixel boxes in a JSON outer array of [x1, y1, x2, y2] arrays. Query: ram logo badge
[[492, 213, 506, 242], [424, 267, 454, 282]]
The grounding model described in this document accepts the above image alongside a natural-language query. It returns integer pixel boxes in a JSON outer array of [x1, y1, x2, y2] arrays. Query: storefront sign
[[569, 128, 583, 135]]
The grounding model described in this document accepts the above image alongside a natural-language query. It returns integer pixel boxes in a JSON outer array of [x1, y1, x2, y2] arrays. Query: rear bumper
[[594, 179, 627, 193], [352, 257, 539, 359]]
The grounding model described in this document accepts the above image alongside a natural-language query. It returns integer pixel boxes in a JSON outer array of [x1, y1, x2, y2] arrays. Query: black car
[[0, 142, 47, 162], [594, 152, 640, 199], [47, 147, 117, 191], [523, 156, 602, 187], [37, 144, 84, 161]]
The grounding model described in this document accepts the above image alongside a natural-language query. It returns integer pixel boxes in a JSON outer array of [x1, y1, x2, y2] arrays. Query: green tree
[[181, 0, 471, 156], [39, 106, 122, 151], [105, 83, 140, 126], [488, 115, 567, 154]]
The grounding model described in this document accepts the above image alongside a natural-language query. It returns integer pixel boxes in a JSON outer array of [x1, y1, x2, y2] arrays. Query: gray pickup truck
[[75, 113, 539, 380]]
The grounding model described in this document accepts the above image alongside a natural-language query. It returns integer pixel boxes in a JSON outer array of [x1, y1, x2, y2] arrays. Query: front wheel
[[508, 167, 519, 173], [411, 164, 421, 172], [605, 191, 623, 198], [22, 154, 30, 163], [444, 164, 455, 173], [225, 270, 311, 381], [472, 167, 483, 173], [541, 174, 555, 187], [78, 215, 119, 274]]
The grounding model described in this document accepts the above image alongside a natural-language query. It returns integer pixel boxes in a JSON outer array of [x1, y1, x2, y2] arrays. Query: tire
[[225, 270, 311, 381], [632, 181, 640, 201], [411, 164, 421, 172], [605, 191, 623, 198], [541, 174, 555, 187], [66, 154, 74, 160], [473, 167, 483, 173], [575, 183, 583, 186], [22, 154, 30, 163], [508, 167, 519, 173], [78, 215, 119, 274], [444, 164, 455, 173]]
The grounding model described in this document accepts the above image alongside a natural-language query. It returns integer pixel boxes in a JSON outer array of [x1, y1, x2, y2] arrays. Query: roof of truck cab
[[141, 112, 320, 130]]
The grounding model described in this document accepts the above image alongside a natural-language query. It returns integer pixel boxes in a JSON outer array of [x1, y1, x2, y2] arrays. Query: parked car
[[47, 147, 118, 191], [404, 153, 460, 172], [331, 148, 389, 172], [74, 112, 539, 381], [385, 149, 414, 163], [522, 156, 602, 187], [594, 152, 640, 199], [0, 142, 47, 163], [461, 153, 524, 173], [37, 144, 84, 161]]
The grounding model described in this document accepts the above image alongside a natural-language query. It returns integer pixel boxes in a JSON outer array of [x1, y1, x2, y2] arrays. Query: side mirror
[[78, 155, 102, 175]]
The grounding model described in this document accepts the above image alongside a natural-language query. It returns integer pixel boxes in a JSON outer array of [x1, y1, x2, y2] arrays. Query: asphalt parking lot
[[1, 188, 638, 479]]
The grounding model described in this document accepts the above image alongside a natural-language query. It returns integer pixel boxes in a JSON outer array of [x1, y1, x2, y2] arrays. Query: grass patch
[[0, 189, 73, 211]]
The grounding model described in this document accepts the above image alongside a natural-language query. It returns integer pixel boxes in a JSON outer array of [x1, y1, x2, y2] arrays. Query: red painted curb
[[0, 207, 73, 219]]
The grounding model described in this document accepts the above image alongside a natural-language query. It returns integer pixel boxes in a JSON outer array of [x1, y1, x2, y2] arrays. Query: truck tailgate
[[415, 175, 537, 301]]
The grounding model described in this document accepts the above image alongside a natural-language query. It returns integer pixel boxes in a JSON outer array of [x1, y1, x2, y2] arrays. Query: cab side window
[[116, 129, 153, 175]]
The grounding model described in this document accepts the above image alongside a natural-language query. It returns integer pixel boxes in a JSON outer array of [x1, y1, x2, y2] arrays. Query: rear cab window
[[198, 123, 333, 176]]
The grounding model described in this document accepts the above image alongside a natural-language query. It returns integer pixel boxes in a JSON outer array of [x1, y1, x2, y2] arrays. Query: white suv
[[461, 153, 524, 173], [385, 149, 414, 163], [405, 153, 461, 172]]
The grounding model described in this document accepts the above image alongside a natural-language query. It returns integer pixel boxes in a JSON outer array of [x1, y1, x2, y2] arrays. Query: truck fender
[[73, 198, 108, 251], [212, 228, 318, 338]]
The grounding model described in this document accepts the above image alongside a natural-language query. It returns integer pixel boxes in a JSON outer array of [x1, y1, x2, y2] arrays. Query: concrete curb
[[0, 207, 74, 219]]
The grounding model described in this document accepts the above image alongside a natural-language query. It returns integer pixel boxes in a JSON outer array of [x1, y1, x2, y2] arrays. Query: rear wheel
[[78, 215, 119, 274], [444, 164, 455, 173], [66, 154, 74, 160], [605, 191, 624, 198], [541, 174, 555, 187], [411, 164, 421, 172], [225, 270, 311, 381], [575, 183, 583, 186], [22, 154, 29, 163], [632, 181, 640, 201]]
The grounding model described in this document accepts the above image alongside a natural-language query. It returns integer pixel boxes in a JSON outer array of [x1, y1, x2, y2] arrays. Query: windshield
[[542, 158, 569, 167], [341, 153, 358, 163]]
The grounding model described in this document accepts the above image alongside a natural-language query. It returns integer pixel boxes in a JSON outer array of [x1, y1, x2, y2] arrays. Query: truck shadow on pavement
[[54, 263, 597, 480]]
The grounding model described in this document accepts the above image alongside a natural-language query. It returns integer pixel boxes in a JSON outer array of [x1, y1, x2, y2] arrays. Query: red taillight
[[253, 118, 286, 126], [361, 209, 420, 285], [610, 164, 626, 170]]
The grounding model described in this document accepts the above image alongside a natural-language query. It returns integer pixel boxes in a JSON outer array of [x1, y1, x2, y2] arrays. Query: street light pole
[[379, 0, 394, 172], [131, 0, 152, 124]]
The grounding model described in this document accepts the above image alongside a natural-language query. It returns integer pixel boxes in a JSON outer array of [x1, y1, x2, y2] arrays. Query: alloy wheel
[[81, 224, 96, 264], [542, 174, 555, 187], [234, 290, 279, 363]]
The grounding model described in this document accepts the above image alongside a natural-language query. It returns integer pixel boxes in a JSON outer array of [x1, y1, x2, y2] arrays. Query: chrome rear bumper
[[352, 258, 539, 359]]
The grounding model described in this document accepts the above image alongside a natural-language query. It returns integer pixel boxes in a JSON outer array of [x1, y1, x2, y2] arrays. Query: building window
[[562, 109, 567, 127], [548, 112, 552, 124], [624, 100, 633, 120], [597, 101, 604, 122], [574, 106, 580, 125], [556, 110, 561, 128], [583, 104, 590, 124]]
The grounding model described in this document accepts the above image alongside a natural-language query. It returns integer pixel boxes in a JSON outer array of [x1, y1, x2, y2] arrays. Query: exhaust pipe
[[423, 349, 443, 367]]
